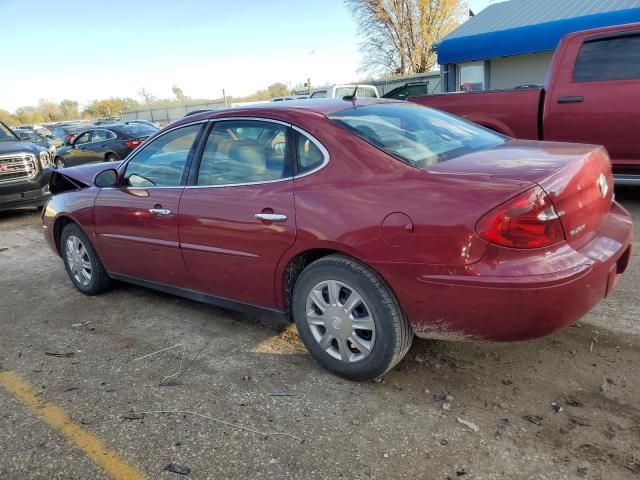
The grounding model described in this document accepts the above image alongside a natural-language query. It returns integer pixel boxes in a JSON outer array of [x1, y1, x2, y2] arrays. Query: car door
[[544, 30, 640, 171], [63, 130, 96, 166], [93, 122, 204, 287], [178, 119, 296, 309], [89, 129, 113, 161]]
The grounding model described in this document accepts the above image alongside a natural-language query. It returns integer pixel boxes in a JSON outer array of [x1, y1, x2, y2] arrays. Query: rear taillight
[[475, 186, 565, 249], [126, 139, 143, 149]]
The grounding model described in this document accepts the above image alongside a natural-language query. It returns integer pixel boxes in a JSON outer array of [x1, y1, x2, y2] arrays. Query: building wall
[[489, 52, 554, 89]]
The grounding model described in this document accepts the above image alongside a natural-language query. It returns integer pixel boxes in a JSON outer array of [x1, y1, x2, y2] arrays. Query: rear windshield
[[328, 103, 505, 167], [116, 124, 158, 137]]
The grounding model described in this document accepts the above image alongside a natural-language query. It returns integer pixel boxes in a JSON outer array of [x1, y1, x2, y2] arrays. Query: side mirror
[[95, 168, 118, 188]]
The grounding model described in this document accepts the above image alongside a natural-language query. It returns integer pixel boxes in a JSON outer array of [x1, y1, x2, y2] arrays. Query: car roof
[[189, 98, 403, 123]]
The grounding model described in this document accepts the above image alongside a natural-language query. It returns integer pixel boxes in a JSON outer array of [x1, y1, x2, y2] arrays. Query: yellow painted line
[[0, 371, 145, 480]]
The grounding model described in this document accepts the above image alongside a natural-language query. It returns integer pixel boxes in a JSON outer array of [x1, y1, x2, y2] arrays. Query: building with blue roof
[[436, 0, 640, 92]]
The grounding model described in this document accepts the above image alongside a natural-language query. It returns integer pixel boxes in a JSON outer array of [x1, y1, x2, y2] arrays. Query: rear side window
[[573, 34, 640, 82], [328, 103, 505, 167], [296, 133, 326, 174], [196, 120, 290, 186]]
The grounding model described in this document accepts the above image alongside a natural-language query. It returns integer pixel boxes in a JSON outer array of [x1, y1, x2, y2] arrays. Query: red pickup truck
[[411, 23, 640, 185]]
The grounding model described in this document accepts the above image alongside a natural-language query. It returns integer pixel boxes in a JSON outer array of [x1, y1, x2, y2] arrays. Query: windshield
[[328, 103, 506, 167], [0, 122, 19, 142]]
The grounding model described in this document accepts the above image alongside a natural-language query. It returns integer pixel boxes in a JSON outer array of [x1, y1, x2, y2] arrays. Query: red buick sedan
[[42, 99, 632, 380]]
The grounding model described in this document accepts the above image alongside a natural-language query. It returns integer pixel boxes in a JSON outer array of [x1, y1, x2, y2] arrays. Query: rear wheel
[[105, 153, 118, 162], [61, 223, 111, 295], [292, 254, 412, 380]]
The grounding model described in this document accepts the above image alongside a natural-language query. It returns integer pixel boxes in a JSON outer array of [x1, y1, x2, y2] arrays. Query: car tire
[[292, 254, 413, 380], [60, 223, 112, 295], [55, 157, 65, 168], [105, 153, 118, 162]]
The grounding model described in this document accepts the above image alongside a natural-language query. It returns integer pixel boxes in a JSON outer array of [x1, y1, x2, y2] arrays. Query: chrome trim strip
[[180, 242, 259, 258], [613, 173, 640, 186]]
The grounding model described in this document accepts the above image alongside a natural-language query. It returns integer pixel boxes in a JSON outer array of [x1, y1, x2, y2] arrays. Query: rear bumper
[[0, 169, 52, 211], [374, 202, 632, 342]]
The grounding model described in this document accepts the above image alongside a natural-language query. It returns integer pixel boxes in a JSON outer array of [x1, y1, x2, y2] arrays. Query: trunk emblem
[[597, 174, 608, 198]]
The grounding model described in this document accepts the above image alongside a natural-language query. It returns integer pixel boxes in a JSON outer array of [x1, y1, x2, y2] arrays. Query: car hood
[[0, 140, 42, 155], [55, 161, 123, 186]]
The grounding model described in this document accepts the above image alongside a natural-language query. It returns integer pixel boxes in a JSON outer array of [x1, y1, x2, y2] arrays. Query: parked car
[[382, 81, 431, 100], [53, 123, 158, 168], [50, 124, 94, 148], [42, 99, 632, 380], [271, 95, 310, 101], [13, 128, 56, 157], [310, 84, 379, 99], [410, 23, 640, 185], [0, 121, 53, 211], [122, 119, 158, 128]]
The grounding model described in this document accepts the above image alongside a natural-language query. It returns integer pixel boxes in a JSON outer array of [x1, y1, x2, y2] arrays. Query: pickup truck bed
[[411, 23, 640, 184]]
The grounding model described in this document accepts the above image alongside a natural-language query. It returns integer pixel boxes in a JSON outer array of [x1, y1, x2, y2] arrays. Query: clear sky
[[0, 0, 494, 112]]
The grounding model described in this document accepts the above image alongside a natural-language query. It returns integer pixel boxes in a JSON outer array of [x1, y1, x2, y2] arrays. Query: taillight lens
[[475, 186, 565, 249], [126, 139, 143, 149]]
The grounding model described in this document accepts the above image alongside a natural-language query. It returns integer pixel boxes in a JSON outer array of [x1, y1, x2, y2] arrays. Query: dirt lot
[[1, 189, 639, 480]]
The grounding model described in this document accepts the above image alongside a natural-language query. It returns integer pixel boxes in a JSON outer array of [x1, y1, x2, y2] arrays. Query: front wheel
[[292, 254, 413, 380], [105, 153, 119, 162], [55, 157, 65, 168], [61, 223, 112, 295]]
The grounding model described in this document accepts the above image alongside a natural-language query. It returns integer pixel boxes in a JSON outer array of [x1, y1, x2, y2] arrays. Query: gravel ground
[[0, 188, 638, 480]]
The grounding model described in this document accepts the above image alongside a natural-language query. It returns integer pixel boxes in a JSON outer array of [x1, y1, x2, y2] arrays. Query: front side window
[[573, 34, 640, 82], [458, 61, 485, 91], [92, 129, 113, 142], [196, 120, 290, 186], [124, 124, 201, 187], [74, 132, 92, 145], [329, 103, 505, 167]]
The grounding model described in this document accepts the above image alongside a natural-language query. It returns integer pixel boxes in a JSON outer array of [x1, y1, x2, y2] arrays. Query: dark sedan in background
[[51, 124, 95, 148], [54, 123, 158, 168]]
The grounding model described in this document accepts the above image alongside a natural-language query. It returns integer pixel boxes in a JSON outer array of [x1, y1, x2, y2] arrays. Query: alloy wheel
[[305, 280, 376, 362], [65, 235, 92, 286]]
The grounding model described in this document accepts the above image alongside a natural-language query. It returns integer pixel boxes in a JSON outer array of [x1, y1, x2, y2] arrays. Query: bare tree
[[346, 0, 465, 75], [138, 87, 157, 106]]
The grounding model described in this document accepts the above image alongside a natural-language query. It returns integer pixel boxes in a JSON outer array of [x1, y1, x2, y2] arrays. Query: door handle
[[557, 96, 584, 104], [255, 213, 287, 222], [149, 208, 172, 217]]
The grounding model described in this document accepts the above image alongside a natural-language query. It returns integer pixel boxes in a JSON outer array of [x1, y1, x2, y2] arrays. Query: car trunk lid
[[430, 140, 613, 249]]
